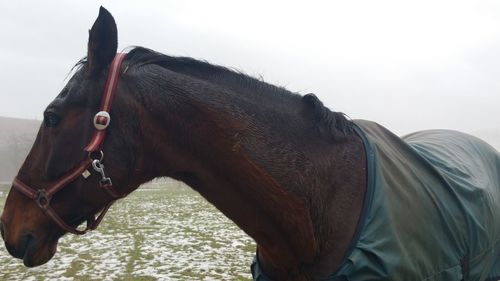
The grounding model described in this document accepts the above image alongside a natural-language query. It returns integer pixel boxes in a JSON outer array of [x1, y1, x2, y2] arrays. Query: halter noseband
[[12, 53, 127, 235]]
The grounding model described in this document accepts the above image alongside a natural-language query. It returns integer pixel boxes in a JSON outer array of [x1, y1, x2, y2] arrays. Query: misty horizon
[[1, 1, 499, 137]]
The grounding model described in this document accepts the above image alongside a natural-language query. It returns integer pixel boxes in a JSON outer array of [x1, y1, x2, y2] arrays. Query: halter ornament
[[11, 53, 127, 235], [93, 111, 111, 130]]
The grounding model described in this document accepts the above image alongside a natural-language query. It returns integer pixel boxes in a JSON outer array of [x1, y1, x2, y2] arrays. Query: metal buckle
[[35, 189, 50, 209]]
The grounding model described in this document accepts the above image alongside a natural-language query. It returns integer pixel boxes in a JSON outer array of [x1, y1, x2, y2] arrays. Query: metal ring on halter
[[35, 189, 50, 209], [88, 150, 104, 162]]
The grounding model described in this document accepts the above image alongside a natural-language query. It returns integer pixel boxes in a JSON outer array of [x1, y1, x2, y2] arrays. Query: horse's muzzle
[[0, 219, 37, 264]]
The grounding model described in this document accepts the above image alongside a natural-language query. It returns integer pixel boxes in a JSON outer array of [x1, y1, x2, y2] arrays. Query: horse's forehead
[[47, 69, 94, 110]]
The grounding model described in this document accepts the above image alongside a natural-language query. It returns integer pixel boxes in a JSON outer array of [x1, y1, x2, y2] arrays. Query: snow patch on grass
[[0, 185, 255, 280]]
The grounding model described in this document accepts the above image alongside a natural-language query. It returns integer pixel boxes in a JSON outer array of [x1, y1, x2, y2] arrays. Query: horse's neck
[[137, 84, 366, 280]]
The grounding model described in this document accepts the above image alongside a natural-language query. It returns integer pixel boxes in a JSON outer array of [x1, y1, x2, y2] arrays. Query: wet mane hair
[[302, 93, 353, 138], [83, 46, 353, 140]]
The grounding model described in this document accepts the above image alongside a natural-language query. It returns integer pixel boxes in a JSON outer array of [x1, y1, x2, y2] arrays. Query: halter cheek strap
[[85, 52, 125, 152], [12, 52, 127, 235]]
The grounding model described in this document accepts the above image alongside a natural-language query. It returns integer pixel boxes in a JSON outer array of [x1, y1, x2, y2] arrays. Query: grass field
[[0, 183, 256, 280]]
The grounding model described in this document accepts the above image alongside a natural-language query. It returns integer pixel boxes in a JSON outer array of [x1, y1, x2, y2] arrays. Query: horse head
[[0, 7, 145, 267]]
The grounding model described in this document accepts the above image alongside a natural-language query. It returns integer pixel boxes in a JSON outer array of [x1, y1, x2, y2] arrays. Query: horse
[[1, 7, 499, 281]]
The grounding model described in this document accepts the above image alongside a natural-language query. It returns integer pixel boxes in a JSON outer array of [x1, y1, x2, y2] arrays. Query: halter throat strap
[[12, 53, 127, 235]]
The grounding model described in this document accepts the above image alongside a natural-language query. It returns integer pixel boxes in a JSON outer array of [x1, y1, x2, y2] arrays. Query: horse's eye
[[44, 112, 61, 128]]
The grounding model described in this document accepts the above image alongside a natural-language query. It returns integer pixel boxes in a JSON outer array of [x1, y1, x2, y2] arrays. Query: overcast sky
[[0, 0, 499, 136]]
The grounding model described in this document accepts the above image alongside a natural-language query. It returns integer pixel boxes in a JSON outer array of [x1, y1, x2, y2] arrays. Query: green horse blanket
[[332, 120, 500, 280], [252, 120, 500, 281]]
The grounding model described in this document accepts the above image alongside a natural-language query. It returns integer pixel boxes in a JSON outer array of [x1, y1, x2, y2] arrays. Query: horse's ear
[[87, 6, 118, 76]]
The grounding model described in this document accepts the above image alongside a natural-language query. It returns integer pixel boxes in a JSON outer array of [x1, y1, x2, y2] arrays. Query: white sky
[[0, 0, 499, 136]]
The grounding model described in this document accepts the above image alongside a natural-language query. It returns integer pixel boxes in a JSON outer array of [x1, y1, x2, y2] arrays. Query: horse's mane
[[83, 47, 353, 139], [125, 47, 292, 100]]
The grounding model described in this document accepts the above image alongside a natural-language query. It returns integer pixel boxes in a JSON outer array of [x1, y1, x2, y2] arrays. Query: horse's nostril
[[20, 232, 35, 253], [4, 232, 36, 260]]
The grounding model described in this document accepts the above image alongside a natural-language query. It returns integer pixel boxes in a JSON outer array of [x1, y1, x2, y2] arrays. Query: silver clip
[[92, 159, 112, 186]]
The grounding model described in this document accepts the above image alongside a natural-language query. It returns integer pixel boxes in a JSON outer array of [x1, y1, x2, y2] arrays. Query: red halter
[[12, 53, 127, 235]]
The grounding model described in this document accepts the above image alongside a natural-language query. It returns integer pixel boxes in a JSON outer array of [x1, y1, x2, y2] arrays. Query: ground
[[0, 183, 256, 281]]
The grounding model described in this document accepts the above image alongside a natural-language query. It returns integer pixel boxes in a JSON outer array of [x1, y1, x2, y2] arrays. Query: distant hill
[[0, 117, 40, 182], [0, 116, 498, 183]]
